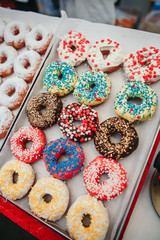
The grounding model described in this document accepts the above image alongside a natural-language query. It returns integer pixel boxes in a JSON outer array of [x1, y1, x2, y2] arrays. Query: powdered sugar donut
[[29, 176, 69, 221], [83, 156, 128, 201], [0, 106, 14, 138], [66, 194, 109, 240], [4, 21, 31, 49], [0, 45, 18, 77], [0, 20, 6, 44], [57, 30, 90, 66], [14, 50, 42, 82], [0, 77, 28, 109], [0, 159, 35, 200], [25, 24, 53, 55], [87, 37, 124, 73], [123, 46, 160, 84]]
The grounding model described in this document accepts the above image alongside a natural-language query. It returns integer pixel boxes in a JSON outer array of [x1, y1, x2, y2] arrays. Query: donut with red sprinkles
[[83, 156, 128, 201], [43, 138, 85, 181], [10, 126, 46, 163], [58, 103, 99, 142]]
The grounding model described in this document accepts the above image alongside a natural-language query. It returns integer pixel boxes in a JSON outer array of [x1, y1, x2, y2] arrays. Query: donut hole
[[58, 152, 68, 163], [12, 26, 20, 36], [12, 171, 19, 184], [22, 59, 31, 69], [100, 49, 110, 59], [39, 105, 47, 115], [0, 54, 7, 64], [110, 132, 121, 144], [90, 83, 96, 89], [81, 213, 91, 228], [99, 172, 109, 183], [43, 194, 52, 203], [24, 140, 33, 150], [58, 72, 63, 80], [69, 45, 76, 52], [127, 97, 142, 106], [6, 87, 16, 97], [73, 120, 82, 128], [36, 33, 43, 41]]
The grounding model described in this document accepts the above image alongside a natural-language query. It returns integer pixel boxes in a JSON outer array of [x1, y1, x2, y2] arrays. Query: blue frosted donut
[[43, 61, 77, 96], [43, 138, 85, 180], [73, 70, 111, 106], [114, 82, 158, 123]]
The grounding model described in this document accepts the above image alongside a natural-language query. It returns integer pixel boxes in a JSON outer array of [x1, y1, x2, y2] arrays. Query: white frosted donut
[[57, 30, 90, 66], [66, 195, 109, 240], [87, 37, 124, 73], [29, 176, 69, 221], [0, 159, 35, 200], [25, 24, 53, 55], [0, 77, 29, 109], [0, 20, 6, 43], [0, 106, 14, 138], [0, 45, 18, 77], [123, 46, 160, 84], [14, 50, 42, 82]]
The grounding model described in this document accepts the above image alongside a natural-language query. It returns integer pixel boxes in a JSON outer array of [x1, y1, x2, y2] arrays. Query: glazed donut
[[0, 106, 14, 139], [57, 30, 90, 66], [94, 117, 139, 160], [0, 77, 29, 110], [43, 61, 78, 96], [114, 82, 158, 123], [123, 46, 160, 84], [43, 138, 85, 180], [0, 159, 35, 200], [66, 194, 109, 240], [58, 103, 99, 142], [4, 21, 31, 49], [14, 50, 42, 83], [29, 176, 69, 221], [26, 92, 63, 129], [0, 45, 18, 77], [10, 126, 46, 163], [73, 70, 111, 106], [25, 24, 53, 55], [87, 37, 124, 73], [83, 156, 128, 200], [0, 20, 6, 44]]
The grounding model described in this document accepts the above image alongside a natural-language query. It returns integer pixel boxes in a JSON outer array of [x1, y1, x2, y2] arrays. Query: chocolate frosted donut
[[94, 117, 139, 160], [26, 92, 62, 129]]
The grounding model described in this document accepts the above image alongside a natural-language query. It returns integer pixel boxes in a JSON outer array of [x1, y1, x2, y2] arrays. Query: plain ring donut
[[29, 176, 69, 221], [114, 81, 158, 123], [66, 194, 109, 240], [0, 106, 14, 139], [94, 117, 139, 160], [0, 159, 35, 200]]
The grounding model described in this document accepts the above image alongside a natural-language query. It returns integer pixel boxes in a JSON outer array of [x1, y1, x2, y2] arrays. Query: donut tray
[[0, 8, 160, 240]]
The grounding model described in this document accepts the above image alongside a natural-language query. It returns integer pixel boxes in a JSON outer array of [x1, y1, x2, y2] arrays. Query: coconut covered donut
[[66, 194, 109, 240], [57, 30, 90, 66], [0, 20, 6, 44], [25, 24, 53, 55], [0, 159, 35, 200], [0, 45, 18, 77], [123, 46, 160, 84], [87, 37, 124, 73], [14, 50, 42, 82], [0, 106, 14, 139], [0, 77, 28, 110], [29, 176, 69, 221], [4, 21, 31, 49]]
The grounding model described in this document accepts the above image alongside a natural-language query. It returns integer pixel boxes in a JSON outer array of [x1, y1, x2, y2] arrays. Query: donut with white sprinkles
[[43, 138, 85, 180], [58, 103, 99, 142], [83, 156, 128, 200], [10, 126, 46, 163]]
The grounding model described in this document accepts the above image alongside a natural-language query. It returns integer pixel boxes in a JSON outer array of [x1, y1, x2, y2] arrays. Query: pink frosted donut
[[4, 21, 31, 49], [0, 77, 28, 109], [14, 50, 42, 82], [87, 37, 124, 73], [0, 45, 18, 77], [25, 24, 53, 55], [83, 156, 128, 200], [10, 126, 46, 163], [0, 20, 6, 44], [57, 30, 90, 66], [0, 106, 14, 138]]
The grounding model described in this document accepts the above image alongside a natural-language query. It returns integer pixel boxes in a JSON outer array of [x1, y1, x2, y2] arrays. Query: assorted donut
[[0, 106, 14, 139]]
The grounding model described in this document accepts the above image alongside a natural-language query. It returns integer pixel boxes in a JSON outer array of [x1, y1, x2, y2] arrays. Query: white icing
[[0, 20, 6, 42], [0, 106, 14, 136]]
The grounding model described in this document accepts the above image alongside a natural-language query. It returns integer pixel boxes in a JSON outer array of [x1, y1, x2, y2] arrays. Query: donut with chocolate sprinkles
[[26, 92, 62, 129], [94, 117, 139, 160], [58, 103, 99, 143]]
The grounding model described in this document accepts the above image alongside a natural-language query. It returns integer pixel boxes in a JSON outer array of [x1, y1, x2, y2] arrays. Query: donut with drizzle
[[123, 46, 160, 84], [58, 103, 99, 142], [83, 156, 128, 201], [43, 138, 85, 180], [57, 30, 90, 66], [114, 81, 158, 123], [87, 37, 124, 73]]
